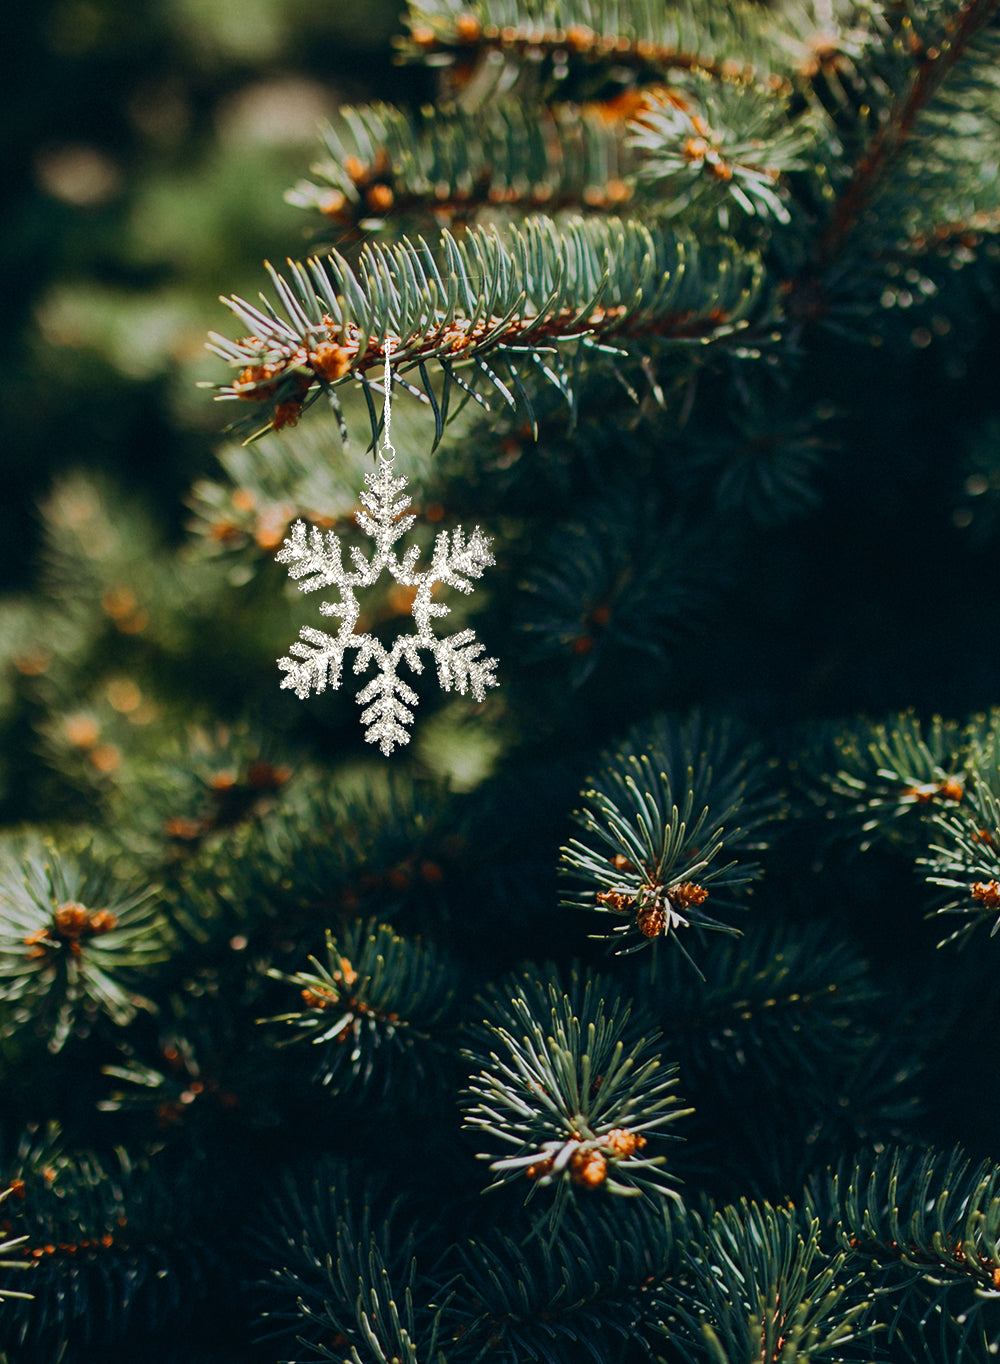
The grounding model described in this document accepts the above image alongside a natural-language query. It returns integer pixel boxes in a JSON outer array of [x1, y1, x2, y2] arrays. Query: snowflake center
[[276, 462, 499, 754]]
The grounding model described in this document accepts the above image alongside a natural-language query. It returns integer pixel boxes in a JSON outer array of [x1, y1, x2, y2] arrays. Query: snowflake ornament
[[276, 456, 499, 754]]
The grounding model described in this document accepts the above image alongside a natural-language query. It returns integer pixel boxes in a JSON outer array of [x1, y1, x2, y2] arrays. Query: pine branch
[[634, 919, 926, 1198], [208, 217, 763, 443], [517, 483, 735, 687], [922, 766, 1000, 946], [559, 711, 773, 962], [0, 1189, 31, 1305], [820, 711, 967, 852], [399, 0, 797, 97], [186, 413, 381, 556], [820, 1144, 1000, 1360], [647, 920, 882, 1102], [815, 0, 1000, 269], [288, 101, 638, 236], [675, 397, 837, 530], [588, 710, 778, 831], [115, 733, 293, 853], [253, 1160, 447, 1363], [296, 1239, 433, 1364], [0, 839, 170, 1052], [628, 81, 811, 227], [878, 30, 1000, 271], [655, 1199, 877, 1363], [291, 79, 814, 241], [264, 919, 461, 1109], [0, 1130, 215, 1357], [462, 965, 689, 1231], [100, 984, 286, 1139], [443, 1198, 678, 1362], [171, 767, 459, 954]]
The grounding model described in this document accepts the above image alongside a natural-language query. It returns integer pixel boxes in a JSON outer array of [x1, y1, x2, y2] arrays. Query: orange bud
[[570, 1148, 607, 1187]]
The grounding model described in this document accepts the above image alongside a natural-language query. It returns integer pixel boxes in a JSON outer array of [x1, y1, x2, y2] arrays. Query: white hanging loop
[[380, 339, 396, 465]]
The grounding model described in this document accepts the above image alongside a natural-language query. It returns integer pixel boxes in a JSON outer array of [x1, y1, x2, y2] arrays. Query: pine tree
[[4, 1, 1000, 1360]]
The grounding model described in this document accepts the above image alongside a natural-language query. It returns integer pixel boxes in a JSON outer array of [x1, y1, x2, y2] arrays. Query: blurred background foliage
[[2, 0, 420, 592]]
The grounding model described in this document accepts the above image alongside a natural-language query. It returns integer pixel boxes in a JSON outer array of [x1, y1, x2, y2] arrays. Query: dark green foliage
[[821, 712, 967, 850], [0, 1192, 30, 1308], [209, 216, 762, 445], [656, 1199, 877, 1363], [628, 919, 926, 1201], [815, 1145, 1000, 1360], [518, 486, 732, 685], [560, 712, 772, 961], [253, 1161, 443, 1362], [265, 919, 461, 1108], [0, 1127, 215, 1357], [463, 965, 689, 1229], [628, 82, 811, 227], [7, 0, 1000, 1360], [99, 982, 288, 1141], [445, 1197, 679, 1362], [649, 919, 882, 1097], [0, 839, 169, 1051], [287, 100, 634, 235], [398, 0, 800, 101], [923, 767, 1000, 945], [674, 400, 837, 530]]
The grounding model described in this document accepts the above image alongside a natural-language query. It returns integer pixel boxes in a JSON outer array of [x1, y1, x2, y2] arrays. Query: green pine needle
[[463, 966, 690, 1230]]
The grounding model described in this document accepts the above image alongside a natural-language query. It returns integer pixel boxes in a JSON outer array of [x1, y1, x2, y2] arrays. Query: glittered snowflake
[[276, 459, 499, 754]]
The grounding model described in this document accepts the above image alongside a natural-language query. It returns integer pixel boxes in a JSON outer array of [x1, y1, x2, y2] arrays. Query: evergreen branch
[[263, 920, 460, 1108], [647, 920, 881, 1102], [110, 725, 293, 854], [869, 23, 1000, 262], [462, 966, 690, 1231], [678, 1035, 925, 1206], [0, 1131, 215, 1357], [209, 217, 762, 440], [288, 101, 638, 234], [517, 486, 734, 687], [629, 82, 811, 226], [821, 1144, 1000, 1359], [634, 920, 922, 1196], [0, 840, 170, 1052], [815, 0, 1000, 268], [188, 413, 408, 558], [959, 705, 1000, 768], [0, 1190, 31, 1304], [291, 81, 815, 240], [821, 711, 967, 851], [589, 710, 779, 837], [399, 0, 797, 95], [676, 398, 838, 529], [298, 1237, 438, 1364], [903, 206, 1000, 260], [443, 1198, 678, 1362], [922, 767, 1000, 945], [175, 768, 458, 950], [100, 983, 286, 1138], [560, 712, 771, 961], [253, 1161, 447, 1364], [834, 1144, 1000, 1284], [655, 1199, 876, 1363]]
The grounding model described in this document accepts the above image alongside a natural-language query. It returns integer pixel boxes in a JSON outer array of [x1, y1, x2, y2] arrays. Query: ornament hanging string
[[381, 341, 396, 464]]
